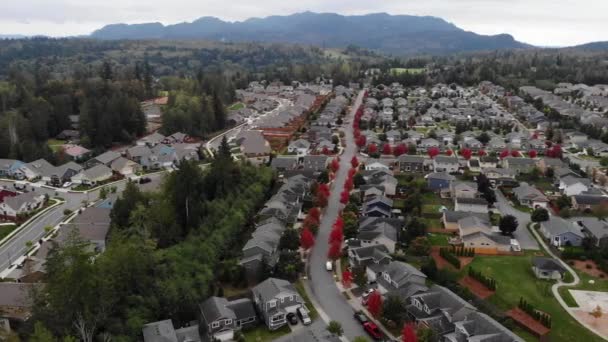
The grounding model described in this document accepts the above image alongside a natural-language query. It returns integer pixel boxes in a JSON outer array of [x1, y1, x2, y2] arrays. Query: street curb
[[0, 199, 64, 248]]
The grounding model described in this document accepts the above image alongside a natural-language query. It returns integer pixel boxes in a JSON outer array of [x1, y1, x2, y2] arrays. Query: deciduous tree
[[366, 291, 383, 318], [300, 228, 315, 250]]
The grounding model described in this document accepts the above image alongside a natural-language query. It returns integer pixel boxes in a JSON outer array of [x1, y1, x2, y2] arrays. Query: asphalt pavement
[[308, 90, 368, 341], [493, 189, 539, 250]]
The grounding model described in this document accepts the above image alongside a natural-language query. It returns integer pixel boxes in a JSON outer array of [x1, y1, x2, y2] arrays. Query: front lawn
[[0, 224, 17, 241], [242, 325, 290, 342], [464, 254, 605, 342]]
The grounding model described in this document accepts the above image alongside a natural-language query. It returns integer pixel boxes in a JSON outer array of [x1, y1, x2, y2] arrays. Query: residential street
[[0, 172, 165, 273], [493, 189, 539, 250], [308, 90, 367, 341]]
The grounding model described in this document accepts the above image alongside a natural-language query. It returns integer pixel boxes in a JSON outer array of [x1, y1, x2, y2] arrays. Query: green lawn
[[295, 280, 319, 320], [46, 138, 66, 152], [390, 67, 426, 75], [559, 270, 608, 307], [427, 233, 449, 246], [465, 254, 606, 342], [229, 102, 245, 111], [242, 325, 290, 342], [0, 224, 17, 241]]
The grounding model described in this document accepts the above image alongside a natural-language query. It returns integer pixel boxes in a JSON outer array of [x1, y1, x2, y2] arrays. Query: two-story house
[[251, 278, 303, 330], [398, 155, 425, 173], [433, 156, 459, 173], [200, 297, 257, 341]]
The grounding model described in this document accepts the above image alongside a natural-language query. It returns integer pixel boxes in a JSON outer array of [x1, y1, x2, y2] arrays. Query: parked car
[[287, 312, 298, 325], [354, 311, 369, 325], [62, 182, 72, 188], [363, 322, 383, 340], [325, 261, 333, 271], [139, 177, 151, 184], [297, 307, 312, 325], [362, 288, 376, 304]]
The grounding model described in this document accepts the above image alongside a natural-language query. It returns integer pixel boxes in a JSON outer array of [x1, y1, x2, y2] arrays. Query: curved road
[[308, 90, 367, 340]]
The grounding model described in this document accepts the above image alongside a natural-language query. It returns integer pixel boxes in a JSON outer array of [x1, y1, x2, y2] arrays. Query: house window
[[269, 300, 276, 308], [225, 319, 232, 325], [211, 322, 220, 329], [289, 295, 293, 301], [280, 297, 284, 303], [271, 315, 285, 323]]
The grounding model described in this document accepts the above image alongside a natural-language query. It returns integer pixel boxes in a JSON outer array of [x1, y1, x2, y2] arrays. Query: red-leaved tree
[[344, 177, 354, 191], [427, 147, 440, 159], [499, 149, 509, 159], [547, 144, 562, 158], [528, 150, 537, 158], [368, 143, 378, 154], [329, 226, 344, 244], [315, 191, 328, 208], [300, 228, 315, 250], [318, 183, 330, 197], [348, 168, 357, 178], [342, 269, 353, 289], [394, 143, 408, 156], [308, 207, 321, 222], [322, 147, 330, 155], [445, 149, 453, 156], [328, 241, 342, 260], [351, 156, 359, 168], [356, 135, 367, 148], [330, 158, 340, 173], [460, 148, 472, 160], [382, 143, 392, 155], [402, 323, 418, 342], [511, 150, 520, 157], [340, 190, 350, 204], [334, 216, 344, 230], [366, 291, 383, 318], [477, 149, 486, 157]]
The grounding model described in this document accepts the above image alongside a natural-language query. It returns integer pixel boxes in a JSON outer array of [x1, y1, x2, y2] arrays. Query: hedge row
[[451, 245, 475, 257], [440, 247, 461, 268], [468, 267, 497, 290], [519, 297, 552, 328]]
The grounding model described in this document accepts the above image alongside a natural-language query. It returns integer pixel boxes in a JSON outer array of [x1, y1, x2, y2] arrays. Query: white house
[[0, 192, 45, 219], [433, 156, 459, 173], [559, 176, 591, 196], [287, 139, 311, 156]]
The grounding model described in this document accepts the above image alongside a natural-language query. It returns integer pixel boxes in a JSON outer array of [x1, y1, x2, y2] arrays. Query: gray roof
[[571, 217, 608, 239], [561, 175, 591, 187], [532, 257, 566, 274], [573, 194, 608, 206], [226, 298, 256, 321], [512, 183, 548, 202], [542, 217, 585, 238], [252, 277, 297, 303], [25, 159, 56, 177], [398, 155, 425, 163], [443, 211, 489, 223], [127, 145, 152, 158], [504, 157, 535, 166], [94, 151, 121, 164], [465, 231, 512, 245], [142, 319, 178, 342], [200, 296, 236, 324], [3, 192, 43, 211], [426, 172, 455, 181], [434, 156, 459, 164], [384, 261, 426, 286], [456, 197, 488, 205], [82, 164, 112, 180]]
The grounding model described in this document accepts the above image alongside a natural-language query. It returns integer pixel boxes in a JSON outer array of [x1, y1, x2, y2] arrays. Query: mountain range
[[90, 12, 531, 55]]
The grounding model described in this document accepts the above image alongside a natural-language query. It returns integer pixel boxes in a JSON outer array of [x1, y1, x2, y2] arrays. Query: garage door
[[213, 330, 234, 342]]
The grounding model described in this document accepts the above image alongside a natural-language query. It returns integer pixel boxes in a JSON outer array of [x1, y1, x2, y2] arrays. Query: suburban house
[[142, 319, 201, 342], [454, 197, 489, 214], [86, 151, 121, 168], [0, 192, 45, 219], [458, 216, 513, 252], [531, 257, 566, 280], [110, 157, 142, 177], [398, 155, 425, 173], [357, 217, 400, 253], [364, 160, 391, 172], [450, 181, 478, 199], [58, 207, 111, 253], [559, 176, 591, 196], [442, 311, 524, 342], [433, 156, 459, 173], [426, 172, 455, 191], [72, 164, 113, 186], [502, 157, 536, 174], [199, 297, 257, 341], [362, 195, 394, 218], [163, 132, 188, 144], [137, 132, 166, 147], [571, 194, 608, 212], [0, 283, 39, 323], [287, 139, 311, 156], [512, 183, 549, 209], [239, 218, 286, 276], [63, 144, 91, 161], [419, 138, 441, 149], [364, 171, 397, 196], [536, 157, 566, 174], [540, 216, 585, 247], [251, 278, 303, 330], [443, 211, 488, 230], [375, 261, 428, 298], [20, 159, 55, 181], [301, 155, 329, 172], [235, 130, 271, 162], [479, 156, 498, 169], [0, 159, 25, 179], [349, 244, 392, 268], [571, 217, 608, 248]]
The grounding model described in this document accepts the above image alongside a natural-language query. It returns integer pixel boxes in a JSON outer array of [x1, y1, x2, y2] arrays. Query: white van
[[325, 261, 333, 271]]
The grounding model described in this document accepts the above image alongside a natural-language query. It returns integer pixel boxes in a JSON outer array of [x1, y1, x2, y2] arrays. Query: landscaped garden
[[463, 254, 606, 342]]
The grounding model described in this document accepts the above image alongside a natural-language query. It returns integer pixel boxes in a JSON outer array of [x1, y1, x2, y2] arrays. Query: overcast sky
[[1, 0, 606, 46]]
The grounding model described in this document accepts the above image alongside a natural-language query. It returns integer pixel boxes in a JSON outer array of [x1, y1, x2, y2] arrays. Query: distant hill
[[0, 34, 27, 39], [90, 12, 531, 55], [569, 41, 608, 51]]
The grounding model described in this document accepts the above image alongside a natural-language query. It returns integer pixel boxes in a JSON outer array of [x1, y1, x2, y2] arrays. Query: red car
[[363, 322, 383, 340]]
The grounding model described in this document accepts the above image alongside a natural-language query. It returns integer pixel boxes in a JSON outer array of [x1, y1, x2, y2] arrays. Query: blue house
[[540, 217, 585, 247], [0, 159, 25, 179], [426, 172, 456, 191]]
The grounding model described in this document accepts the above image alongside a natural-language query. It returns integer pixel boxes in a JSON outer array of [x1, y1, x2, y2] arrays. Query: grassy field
[[427, 233, 449, 246], [46, 138, 66, 152], [465, 254, 606, 342], [229, 102, 245, 111], [0, 224, 17, 241], [242, 325, 290, 342], [390, 67, 426, 75], [559, 270, 608, 307]]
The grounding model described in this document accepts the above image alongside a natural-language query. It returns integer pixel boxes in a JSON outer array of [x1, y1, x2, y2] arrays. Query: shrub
[[440, 247, 461, 268], [586, 264, 593, 269], [468, 267, 497, 290]]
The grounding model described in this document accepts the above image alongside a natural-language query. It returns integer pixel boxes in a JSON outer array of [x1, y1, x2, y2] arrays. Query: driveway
[[493, 189, 539, 250], [308, 90, 368, 340]]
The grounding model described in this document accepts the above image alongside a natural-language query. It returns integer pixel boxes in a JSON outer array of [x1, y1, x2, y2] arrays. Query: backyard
[[242, 325, 290, 342], [464, 254, 606, 342]]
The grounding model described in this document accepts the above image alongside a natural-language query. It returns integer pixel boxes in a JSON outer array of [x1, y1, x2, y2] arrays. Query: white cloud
[[0, 0, 606, 46]]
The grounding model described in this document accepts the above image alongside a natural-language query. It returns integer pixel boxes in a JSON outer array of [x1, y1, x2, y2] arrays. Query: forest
[[27, 149, 275, 341]]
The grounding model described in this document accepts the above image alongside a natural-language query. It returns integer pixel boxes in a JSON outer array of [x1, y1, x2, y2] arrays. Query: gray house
[[398, 155, 425, 173], [142, 319, 201, 342], [252, 278, 303, 330], [531, 257, 566, 280], [200, 297, 257, 341], [239, 218, 286, 276], [376, 261, 428, 298], [540, 217, 585, 247]]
